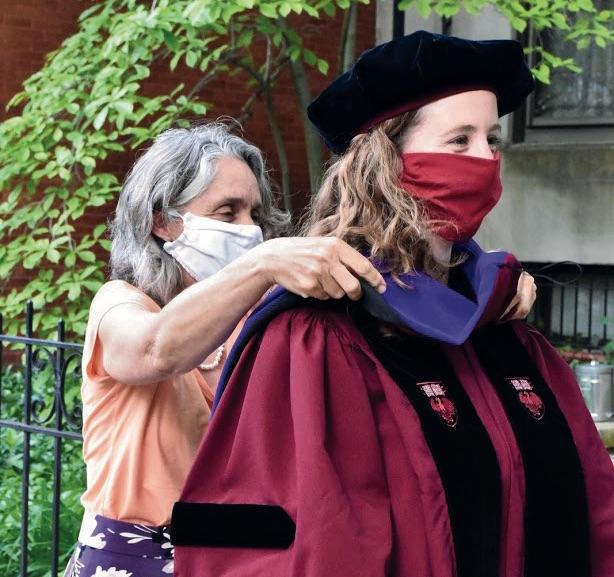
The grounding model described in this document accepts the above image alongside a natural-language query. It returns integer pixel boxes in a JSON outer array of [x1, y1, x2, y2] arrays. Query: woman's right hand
[[253, 237, 387, 301], [96, 237, 386, 385]]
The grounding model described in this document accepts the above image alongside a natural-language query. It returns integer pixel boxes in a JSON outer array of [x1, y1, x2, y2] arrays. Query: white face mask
[[163, 212, 263, 281]]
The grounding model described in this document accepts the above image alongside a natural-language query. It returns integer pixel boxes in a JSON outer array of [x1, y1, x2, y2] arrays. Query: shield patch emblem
[[506, 377, 545, 420], [417, 381, 458, 427]]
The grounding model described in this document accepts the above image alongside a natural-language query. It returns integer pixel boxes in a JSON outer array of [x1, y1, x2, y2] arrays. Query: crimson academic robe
[[171, 241, 614, 577]]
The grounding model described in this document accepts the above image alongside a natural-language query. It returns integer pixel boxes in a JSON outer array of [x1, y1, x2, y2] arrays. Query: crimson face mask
[[400, 152, 502, 242]]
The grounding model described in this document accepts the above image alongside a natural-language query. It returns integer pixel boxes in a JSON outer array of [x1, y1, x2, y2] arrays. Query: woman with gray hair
[[63, 121, 388, 577]]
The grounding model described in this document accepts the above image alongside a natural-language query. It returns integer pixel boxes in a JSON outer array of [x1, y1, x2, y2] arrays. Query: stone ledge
[[508, 141, 614, 152]]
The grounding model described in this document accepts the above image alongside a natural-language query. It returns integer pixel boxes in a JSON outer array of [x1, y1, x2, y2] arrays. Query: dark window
[[529, 1, 614, 127]]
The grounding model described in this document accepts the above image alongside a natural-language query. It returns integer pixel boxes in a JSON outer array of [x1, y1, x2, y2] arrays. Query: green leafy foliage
[[603, 338, 614, 365], [0, 0, 612, 339], [0, 0, 350, 338], [398, 1, 613, 80]]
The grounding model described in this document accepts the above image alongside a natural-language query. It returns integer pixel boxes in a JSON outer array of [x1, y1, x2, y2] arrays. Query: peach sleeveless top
[[79, 281, 214, 526]]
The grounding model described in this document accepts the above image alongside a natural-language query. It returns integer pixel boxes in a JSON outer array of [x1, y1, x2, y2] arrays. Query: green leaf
[[533, 63, 551, 84], [23, 253, 42, 269], [511, 16, 527, 32], [237, 30, 253, 48], [317, 58, 329, 75], [288, 49, 301, 63], [169, 51, 183, 71], [190, 102, 207, 115], [260, 4, 278, 18], [463, 0, 484, 16], [67, 132, 84, 150], [163, 30, 178, 51], [46, 248, 61, 263], [577, 37, 591, 49], [303, 4, 318, 17], [551, 13, 568, 29], [114, 100, 134, 116], [89, 195, 109, 207], [134, 64, 150, 79], [303, 49, 317, 66], [55, 146, 73, 165], [186, 51, 197, 67], [17, 147, 30, 162], [414, 0, 432, 18], [64, 252, 76, 268], [323, 3, 336, 17], [68, 283, 81, 301], [58, 167, 71, 181], [439, 5, 460, 18], [93, 107, 108, 130], [42, 194, 54, 212], [576, 0, 595, 11], [78, 250, 97, 263]]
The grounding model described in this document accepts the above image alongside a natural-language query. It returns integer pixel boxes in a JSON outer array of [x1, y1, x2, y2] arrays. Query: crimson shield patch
[[506, 377, 545, 420], [417, 381, 458, 427]]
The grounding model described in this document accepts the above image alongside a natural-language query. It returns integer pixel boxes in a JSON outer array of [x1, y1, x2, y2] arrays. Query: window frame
[[514, 26, 614, 144]]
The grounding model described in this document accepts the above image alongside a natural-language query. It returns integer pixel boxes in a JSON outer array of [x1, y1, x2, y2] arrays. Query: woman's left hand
[[500, 271, 537, 321]]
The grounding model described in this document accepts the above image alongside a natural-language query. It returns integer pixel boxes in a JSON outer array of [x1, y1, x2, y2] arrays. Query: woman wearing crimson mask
[[171, 32, 614, 577]]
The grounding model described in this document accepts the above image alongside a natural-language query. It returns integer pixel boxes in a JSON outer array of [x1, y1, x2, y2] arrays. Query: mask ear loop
[[504, 261, 583, 287], [497, 261, 584, 325], [152, 209, 184, 247], [530, 261, 583, 287], [167, 209, 184, 221]]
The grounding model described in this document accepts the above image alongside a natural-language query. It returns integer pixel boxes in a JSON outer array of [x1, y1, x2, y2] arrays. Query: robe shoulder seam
[[272, 305, 374, 357]]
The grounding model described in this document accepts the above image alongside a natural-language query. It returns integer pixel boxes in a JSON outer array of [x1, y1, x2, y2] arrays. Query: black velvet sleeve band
[[170, 502, 296, 549]]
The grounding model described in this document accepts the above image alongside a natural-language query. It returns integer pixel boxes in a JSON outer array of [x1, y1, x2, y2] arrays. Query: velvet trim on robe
[[512, 323, 614, 577], [354, 307, 503, 577], [471, 324, 591, 577]]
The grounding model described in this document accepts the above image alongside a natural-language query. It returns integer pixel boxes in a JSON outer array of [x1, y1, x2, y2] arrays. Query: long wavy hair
[[303, 111, 449, 276]]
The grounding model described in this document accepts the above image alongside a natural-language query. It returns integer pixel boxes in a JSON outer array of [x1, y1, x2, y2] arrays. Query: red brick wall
[[0, 1, 85, 106], [1, 1, 375, 290]]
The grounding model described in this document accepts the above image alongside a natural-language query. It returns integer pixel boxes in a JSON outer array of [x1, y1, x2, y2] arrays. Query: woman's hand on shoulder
[[252, 237, 386, 301]]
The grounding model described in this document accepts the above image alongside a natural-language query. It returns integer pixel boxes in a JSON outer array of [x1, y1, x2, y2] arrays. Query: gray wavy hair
[[110, 121, 291, 305]]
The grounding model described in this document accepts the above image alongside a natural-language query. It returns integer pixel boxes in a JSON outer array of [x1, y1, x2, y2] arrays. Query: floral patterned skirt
[[63, 511, 174, 577]]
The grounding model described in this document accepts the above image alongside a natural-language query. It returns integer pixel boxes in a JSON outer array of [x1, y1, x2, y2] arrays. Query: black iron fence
[[524, 263, 614, 351], [0, 302, 83, 577]]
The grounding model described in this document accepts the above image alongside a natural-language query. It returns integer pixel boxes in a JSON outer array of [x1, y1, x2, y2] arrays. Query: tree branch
[[338, 3, 358, 75], [277, 17, 323, 197], [231, 47, 293, 211]]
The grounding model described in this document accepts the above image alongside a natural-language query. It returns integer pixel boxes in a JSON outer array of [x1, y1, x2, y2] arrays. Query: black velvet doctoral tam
[[307, 30, 535, 153]]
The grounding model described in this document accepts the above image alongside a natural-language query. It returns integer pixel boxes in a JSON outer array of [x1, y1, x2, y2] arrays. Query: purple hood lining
[[212, 240, 516, 413]]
